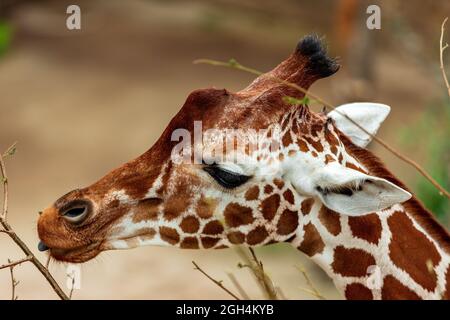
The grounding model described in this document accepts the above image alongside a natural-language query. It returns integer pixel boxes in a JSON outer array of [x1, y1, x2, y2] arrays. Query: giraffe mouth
[[47, 241, 103, 263]]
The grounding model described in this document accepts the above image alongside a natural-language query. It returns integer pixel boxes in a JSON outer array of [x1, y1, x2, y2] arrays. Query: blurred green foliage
[[0, 20, 12, 56], [398, 98, 450, 224]]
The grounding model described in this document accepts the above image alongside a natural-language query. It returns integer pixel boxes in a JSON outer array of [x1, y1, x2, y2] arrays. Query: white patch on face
[[105, 189, 130, 204], [144, 162, 169, 199]]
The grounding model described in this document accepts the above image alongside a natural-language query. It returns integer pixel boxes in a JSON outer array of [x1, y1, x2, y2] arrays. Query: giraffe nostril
[[38, 241, 49, 252]]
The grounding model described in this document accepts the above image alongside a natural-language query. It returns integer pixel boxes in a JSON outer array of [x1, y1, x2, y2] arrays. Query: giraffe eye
[[203, 165, 250, 189], [59, 200, 91, 224]]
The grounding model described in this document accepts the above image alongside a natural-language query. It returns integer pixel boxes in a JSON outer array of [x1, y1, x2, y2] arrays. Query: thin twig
[[194, 58, 450, 199], [192, 261, 241, 300], [0, 144, 70, 300], [2, 141, 17, 158], [248, 248, 278, 299], [0, 218, 69, 300], [0, 150, 9, 220], [440, 17, 450, 97], [226, 272, 251, 300], [8, 259, 19, 300], [236, 247, 278, 299], [45, 255, 51, 269], [0, 255, 33, 270], [68, 273, 76, 299], [296, 264, 326, 300]]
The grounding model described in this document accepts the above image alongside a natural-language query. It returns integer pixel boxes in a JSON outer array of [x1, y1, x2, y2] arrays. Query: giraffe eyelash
[[316, 179, 369, 197], [202, 164, 251, 189]]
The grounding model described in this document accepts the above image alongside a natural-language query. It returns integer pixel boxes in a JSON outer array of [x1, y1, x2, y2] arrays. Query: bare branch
[[194, 58, 450, 199], [0, 143, 70, 300], [8, 259, 19, 300], [0, 149, 9, 220], [8, 260, 16, 300], [0, 255, 32, 270], [68, 273, 76, 300], [440, 17, 450, 97], [236, 247, 278, 299], [2, 141, 17, 158], [192, 261, 241, 300]]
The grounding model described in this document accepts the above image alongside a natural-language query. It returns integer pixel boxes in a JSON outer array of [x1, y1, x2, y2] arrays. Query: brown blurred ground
[[0, 0, 448, 299]]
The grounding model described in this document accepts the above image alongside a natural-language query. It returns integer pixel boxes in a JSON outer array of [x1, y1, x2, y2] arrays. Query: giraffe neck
[[292, 196, 450, 299]]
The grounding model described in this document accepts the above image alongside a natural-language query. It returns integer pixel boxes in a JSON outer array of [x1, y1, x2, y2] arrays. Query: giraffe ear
[[313, 163, 411, 216], [327, 103, 390, 148]]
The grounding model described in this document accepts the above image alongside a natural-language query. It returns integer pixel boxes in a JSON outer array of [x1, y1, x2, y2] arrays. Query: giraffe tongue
[[38, 241, 49, 251]]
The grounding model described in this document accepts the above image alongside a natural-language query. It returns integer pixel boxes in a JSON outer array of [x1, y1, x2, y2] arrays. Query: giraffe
[[37, 35, 450, 300]]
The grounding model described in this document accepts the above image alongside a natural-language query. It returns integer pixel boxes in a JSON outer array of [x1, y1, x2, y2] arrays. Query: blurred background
[[0, 0, 448, 299]]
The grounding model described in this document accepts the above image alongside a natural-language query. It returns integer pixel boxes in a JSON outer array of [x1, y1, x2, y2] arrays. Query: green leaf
[[0, 21, 12, 56], [283, 96, 311, 106], [228, 58, 239, 67]]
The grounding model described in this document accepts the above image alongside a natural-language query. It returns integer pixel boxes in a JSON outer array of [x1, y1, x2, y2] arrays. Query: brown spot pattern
[[132, 198, 162, 223], [304, 136, 324, 152], [348, 213, 382, 245], [246, 226, 269, 245], [196, 196, 216, 219], [224, 203, 254, 227], [319, 206, 341, 236], [227, 231, 245, 244], [381, 275, 421, 300], [387, 211, 441, 292], [283, 189, 295, 205], [259, 194, 280, 221], [345, 283, 374, 300], [201, 237, 220, 249], [297, 138, 309, 152], [159, 227, 180, 245], [273, 179, 284, 189], [264, 185, 274, 194], [324, 154, 335, 164], [332, 246, 375, 277], [282, 131, 293, 147], [245, 186, 259, 201], [298, 223, 325, 256], [203, 220, 224, 235], [277, 209, 299, 235], [135, 227, 156, 240], [180, 216, 200, 234], [180, 237, 199, 249], [164, 196, 188, 221], [300, 198, 315, 215]]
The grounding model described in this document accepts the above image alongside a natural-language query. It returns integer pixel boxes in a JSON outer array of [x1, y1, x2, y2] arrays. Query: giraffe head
[[37, 35, 411, 263]]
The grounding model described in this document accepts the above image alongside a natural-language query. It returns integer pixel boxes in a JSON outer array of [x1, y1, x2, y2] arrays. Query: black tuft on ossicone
[[296, 35, 339, 78]]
